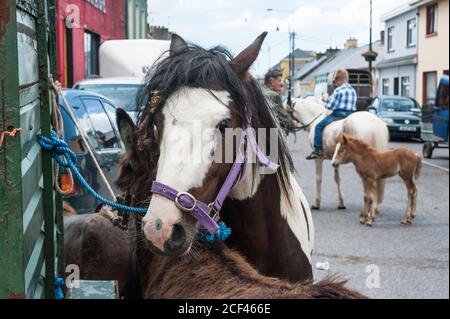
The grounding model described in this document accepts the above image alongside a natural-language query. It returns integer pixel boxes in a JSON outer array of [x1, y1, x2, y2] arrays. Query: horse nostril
[[165, 223, 186, 252], [155, 218, 163, 231]]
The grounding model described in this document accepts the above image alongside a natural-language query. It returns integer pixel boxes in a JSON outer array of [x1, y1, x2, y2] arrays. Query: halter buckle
[[208, 203, 220, 222], [174, 192, 196, 213]]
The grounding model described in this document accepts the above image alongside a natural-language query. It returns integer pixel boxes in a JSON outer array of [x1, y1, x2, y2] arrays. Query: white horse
[[290, 96, 389, 213]]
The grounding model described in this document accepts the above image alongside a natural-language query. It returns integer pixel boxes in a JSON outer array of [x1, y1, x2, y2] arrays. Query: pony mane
[[136, 42, 294, 199]]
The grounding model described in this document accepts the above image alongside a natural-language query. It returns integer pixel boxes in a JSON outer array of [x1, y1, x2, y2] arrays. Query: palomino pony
[[290, 97, 389, 213], [117, 32, 314, 283], [332, 134, 422, 226]]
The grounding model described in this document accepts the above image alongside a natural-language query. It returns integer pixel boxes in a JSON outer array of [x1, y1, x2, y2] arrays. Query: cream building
[[411, 0, 449, 106]]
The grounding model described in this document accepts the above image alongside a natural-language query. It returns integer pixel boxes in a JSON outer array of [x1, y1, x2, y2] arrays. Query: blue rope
[[37, 131, 231, 243], [55, 278, 65, 299], [37, 131, 147, 214]]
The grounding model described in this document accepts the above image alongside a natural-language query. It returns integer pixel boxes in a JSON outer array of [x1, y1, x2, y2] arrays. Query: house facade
[[56, 0, 126, 87], [413, 0, 449, 106], [377, 5, 419, 98]]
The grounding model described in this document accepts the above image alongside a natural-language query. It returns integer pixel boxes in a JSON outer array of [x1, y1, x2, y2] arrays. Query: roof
[[280, 48, 314, 61], [294, 55, 330, 81], [380, 3, 417, 22], [73, 77, 143, 87], [304, 41, 385, 82]]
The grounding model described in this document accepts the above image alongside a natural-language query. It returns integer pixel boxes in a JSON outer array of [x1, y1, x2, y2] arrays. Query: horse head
[[119, 32, 293, 258]]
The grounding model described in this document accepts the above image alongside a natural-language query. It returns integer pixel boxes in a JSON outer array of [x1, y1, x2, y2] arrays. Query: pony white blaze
[[143, 88, 231, 250]]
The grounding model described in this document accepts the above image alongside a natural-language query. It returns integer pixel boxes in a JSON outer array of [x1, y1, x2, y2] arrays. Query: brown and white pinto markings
[[332, 134, 422, 226], [117, 32, 314, 284]]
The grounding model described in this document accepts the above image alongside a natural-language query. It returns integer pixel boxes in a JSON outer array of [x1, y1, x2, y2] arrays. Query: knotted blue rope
[[55, 277, 65, 299], [37, 131, 147, 214], [199, 222, 232, 243], [37, 131, 230, 243]]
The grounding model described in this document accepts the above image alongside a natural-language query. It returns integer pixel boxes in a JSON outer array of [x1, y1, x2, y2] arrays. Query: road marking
[[422, 161, 449, 173]]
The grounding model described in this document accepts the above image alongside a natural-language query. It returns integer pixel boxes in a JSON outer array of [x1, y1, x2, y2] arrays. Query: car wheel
[[423, 142, 434, 159]]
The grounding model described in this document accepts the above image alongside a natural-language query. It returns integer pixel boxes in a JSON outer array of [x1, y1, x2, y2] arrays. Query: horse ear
[[230, 32, 268, 77], [116, 108, 137, 156], [170, 33, 188, 55]]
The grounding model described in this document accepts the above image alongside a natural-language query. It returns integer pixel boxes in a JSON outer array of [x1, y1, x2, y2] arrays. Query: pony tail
[[414, 156, 422, 180]]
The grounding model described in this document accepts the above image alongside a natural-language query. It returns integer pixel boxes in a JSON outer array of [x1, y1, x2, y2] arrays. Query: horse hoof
[[359, 219, 366, 225], [312, 206, 320, 210], [365, 221, 373, 227], [338, 206, 346, 210], [401, 220, 411, 226]]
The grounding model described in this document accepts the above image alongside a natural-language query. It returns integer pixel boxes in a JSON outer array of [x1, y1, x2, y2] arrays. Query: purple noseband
[[150, 117, 279, 236]]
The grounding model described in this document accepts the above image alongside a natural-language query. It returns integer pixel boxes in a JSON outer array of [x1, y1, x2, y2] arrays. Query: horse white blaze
[[143, 88, 231, 249]]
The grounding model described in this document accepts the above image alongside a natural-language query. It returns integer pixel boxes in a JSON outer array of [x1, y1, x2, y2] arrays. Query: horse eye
[[217, 119, 231, 134]]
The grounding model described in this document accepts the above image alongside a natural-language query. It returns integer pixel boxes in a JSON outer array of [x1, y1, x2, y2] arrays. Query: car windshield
[[381, 98, 416, 113], [76, 84, 142, 112]]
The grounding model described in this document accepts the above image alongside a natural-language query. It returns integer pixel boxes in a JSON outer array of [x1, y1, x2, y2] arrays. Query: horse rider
[[262, 69, 297, 135], [306, 68, 357, 160]]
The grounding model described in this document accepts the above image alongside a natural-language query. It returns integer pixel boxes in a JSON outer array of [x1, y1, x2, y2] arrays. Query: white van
[[74, 39, 170, 121]]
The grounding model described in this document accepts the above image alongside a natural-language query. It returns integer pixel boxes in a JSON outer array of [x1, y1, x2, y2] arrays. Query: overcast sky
[[148, 0, 411, 77]]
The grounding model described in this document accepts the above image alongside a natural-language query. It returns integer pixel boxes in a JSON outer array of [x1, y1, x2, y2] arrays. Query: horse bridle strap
[[150, 117, 280, 235]]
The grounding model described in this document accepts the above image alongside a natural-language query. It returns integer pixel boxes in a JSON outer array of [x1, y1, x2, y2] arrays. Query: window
[[394, 77, 399, 95], [407, 18, 417, 47], [426, 4, 438, 36], [382, 79, 390, 95], [401, 77, 411, 97], [387, 26, 394, 52], [84, 31, 100, 78], [82, 98, 119, 150], [423, 72, 437, 106]]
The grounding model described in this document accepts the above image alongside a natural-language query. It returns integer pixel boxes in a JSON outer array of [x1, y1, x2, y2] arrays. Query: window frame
[[382, 78, 390, 95], [406, 18, 417, 48], [426, 4, 438, 36], [401, 76, 411, 97], [387, 26, 395, 52]]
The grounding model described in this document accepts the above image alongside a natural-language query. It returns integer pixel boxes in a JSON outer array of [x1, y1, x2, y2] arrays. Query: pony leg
[[360, 180, 370, 225], [401, 178, 416, 225], [334, 166, 346, 209], [375, 179, 385, 215], [313, 158, 323, 210], [365, 179, 377, 227]]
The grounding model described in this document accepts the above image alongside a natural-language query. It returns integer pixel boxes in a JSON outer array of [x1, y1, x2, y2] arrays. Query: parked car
[[73, 77, 144, 122], [368, 96, 422, 139], [59, 89, 124, 214]]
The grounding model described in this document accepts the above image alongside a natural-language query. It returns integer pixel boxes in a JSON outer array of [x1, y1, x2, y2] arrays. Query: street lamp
[[266, 8, 296, 104]]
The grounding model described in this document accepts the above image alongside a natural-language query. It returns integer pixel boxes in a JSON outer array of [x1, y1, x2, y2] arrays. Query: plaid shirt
[[325, 83, 357, 112]]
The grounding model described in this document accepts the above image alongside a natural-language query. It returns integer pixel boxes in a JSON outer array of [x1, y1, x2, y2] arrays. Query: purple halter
[[150, 116, 280, 236]]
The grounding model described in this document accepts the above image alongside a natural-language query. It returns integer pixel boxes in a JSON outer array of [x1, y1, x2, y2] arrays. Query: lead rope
[[49, 76, 75, 196], [49, 77, 117, 202]]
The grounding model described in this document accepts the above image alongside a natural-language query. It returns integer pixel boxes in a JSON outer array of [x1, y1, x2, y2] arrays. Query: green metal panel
[[0, 0, 61, 299], [0, 0, 25, 299]]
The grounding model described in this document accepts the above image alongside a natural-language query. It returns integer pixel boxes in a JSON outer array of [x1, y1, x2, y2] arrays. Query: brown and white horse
[[332, 134, 422, 226], [290, 97, 390, 212], [117, 32, 314, 283]]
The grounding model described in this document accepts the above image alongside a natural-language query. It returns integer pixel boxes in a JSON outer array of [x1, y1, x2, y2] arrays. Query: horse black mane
[[136, 43, 294, 199]]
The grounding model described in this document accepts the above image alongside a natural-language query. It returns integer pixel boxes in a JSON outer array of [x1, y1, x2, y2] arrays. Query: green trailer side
[[0, 0, 62, 299]]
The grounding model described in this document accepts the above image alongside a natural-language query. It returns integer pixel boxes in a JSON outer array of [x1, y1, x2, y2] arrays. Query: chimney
[[344, 37, 358, 49], [380, 30, 385, 46]]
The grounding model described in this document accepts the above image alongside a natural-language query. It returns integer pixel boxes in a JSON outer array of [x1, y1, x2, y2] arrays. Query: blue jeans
[[314, 110, 353, 151]]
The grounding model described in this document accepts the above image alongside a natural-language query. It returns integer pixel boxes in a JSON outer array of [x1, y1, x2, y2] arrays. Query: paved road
[[288, 132, 449, 299]]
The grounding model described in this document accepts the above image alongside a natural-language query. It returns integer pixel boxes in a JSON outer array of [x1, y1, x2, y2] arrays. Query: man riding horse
[[306, 69, 357, 160]]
